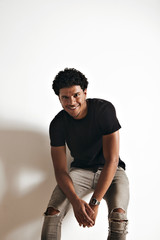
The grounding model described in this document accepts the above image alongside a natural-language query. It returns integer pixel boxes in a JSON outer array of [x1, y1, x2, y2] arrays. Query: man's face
[[59, 85, 87, 119]]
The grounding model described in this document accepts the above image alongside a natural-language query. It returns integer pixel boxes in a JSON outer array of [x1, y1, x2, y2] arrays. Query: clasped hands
[[72, 198, 99, 228]]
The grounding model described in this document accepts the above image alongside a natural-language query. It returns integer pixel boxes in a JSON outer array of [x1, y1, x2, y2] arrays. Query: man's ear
[[84, 88, 87, 96]]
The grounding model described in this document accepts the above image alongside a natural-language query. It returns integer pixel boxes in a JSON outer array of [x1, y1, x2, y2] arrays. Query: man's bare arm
[[51, 146, 77, 203], [51, 146, 94, 227], [88, 131, 119, 222]]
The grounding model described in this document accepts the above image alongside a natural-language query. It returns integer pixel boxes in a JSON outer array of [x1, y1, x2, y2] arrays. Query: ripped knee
[[44, 207, 60, 216], [108, 208, 128, 234]]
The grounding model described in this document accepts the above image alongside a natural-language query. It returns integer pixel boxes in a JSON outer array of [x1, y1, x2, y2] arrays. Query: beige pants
[[41, 167, 130, 240]]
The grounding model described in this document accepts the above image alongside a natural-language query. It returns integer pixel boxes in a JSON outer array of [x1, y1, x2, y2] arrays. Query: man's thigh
[[103, 167, 130, 214], [69, 167, 94, 196]]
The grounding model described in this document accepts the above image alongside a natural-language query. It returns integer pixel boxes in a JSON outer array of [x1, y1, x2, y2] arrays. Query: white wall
[[0, 0, 160, 239]]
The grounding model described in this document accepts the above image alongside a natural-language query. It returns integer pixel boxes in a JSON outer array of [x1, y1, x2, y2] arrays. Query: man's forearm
[[51, 145, 94, 227], [55, 171, 79, 205], [91, 159, 118, 202], [90, 131, 120, 204]]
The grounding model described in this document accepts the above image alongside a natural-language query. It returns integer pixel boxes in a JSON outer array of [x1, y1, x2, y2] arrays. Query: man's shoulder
[[88, 98, 114, 109], [88, 98, 117, 120], [55, 109, 65, 119], [50, 110, 65, 125]]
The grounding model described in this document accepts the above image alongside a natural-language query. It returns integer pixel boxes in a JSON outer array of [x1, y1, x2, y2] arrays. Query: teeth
[[68, 105, 79, 110]]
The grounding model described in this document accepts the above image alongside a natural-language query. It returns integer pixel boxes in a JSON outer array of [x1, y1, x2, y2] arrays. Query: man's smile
[[67, 104, 80, 110]]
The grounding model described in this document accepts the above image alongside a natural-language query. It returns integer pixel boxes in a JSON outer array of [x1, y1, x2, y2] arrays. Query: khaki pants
[[41, 167, 130, 240]]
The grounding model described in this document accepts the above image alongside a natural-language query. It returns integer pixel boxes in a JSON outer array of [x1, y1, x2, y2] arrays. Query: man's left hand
[[82, 204, 99, 227]]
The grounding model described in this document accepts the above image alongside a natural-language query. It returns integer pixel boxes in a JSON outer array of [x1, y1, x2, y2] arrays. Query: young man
[[41, 68, 129, 240]]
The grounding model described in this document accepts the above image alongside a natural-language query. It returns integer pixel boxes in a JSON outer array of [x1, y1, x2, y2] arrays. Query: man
[[41, 68, 129, 240]]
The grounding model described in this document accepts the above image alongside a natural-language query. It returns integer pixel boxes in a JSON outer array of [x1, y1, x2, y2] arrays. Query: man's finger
[[82, 211, 94, 225], [85, 203, 94, 214]]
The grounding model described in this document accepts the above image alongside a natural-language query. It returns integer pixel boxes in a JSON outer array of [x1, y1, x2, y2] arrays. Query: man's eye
[[74, 93, 79, 97]]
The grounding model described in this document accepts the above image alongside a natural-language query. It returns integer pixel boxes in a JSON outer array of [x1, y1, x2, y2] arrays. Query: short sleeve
[[49, 111, 66, 146], [98, 101, 121, 135]]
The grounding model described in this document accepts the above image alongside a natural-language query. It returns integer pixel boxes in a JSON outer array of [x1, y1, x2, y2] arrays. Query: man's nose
[[68, 96, 75, 105]]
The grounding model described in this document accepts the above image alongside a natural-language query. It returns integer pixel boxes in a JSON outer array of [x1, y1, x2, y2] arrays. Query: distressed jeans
[[41, 167, 129, 240]]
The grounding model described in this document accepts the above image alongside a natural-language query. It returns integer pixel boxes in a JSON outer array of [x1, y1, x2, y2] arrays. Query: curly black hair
[[52, 68, 89, 95]]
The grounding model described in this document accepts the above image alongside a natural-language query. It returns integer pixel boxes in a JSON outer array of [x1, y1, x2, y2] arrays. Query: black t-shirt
[[49, 98, 125, 170]]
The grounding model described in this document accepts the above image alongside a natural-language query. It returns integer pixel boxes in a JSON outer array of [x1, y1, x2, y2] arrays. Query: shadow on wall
[[0, 128, 72, 240], [0, 127, 109, 240]]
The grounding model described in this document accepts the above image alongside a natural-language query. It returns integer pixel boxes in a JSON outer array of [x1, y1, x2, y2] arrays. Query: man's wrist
[[89, 197, 100, 206], [89, 203, 99, 211], [69, 195, 81, 206]]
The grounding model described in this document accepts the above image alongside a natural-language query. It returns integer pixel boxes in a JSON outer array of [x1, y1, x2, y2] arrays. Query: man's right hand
[[72, 198, 95, 227]]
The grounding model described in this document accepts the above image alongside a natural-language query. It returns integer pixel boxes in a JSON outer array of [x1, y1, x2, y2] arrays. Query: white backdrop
[[0, 0, 160, 239]]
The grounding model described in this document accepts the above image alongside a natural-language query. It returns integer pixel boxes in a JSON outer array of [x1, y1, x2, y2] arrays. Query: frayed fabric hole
[[44, 207, 60, 216]]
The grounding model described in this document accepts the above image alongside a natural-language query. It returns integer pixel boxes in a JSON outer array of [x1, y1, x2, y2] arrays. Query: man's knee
[[108, 208, 128, 234], [113, 208, 125, 214], [44, 207, 60, 216], [42, 207, 61, 240]]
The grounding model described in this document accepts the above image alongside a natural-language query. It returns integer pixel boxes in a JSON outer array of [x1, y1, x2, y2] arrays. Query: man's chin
[[68, 111, 80, 119]]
